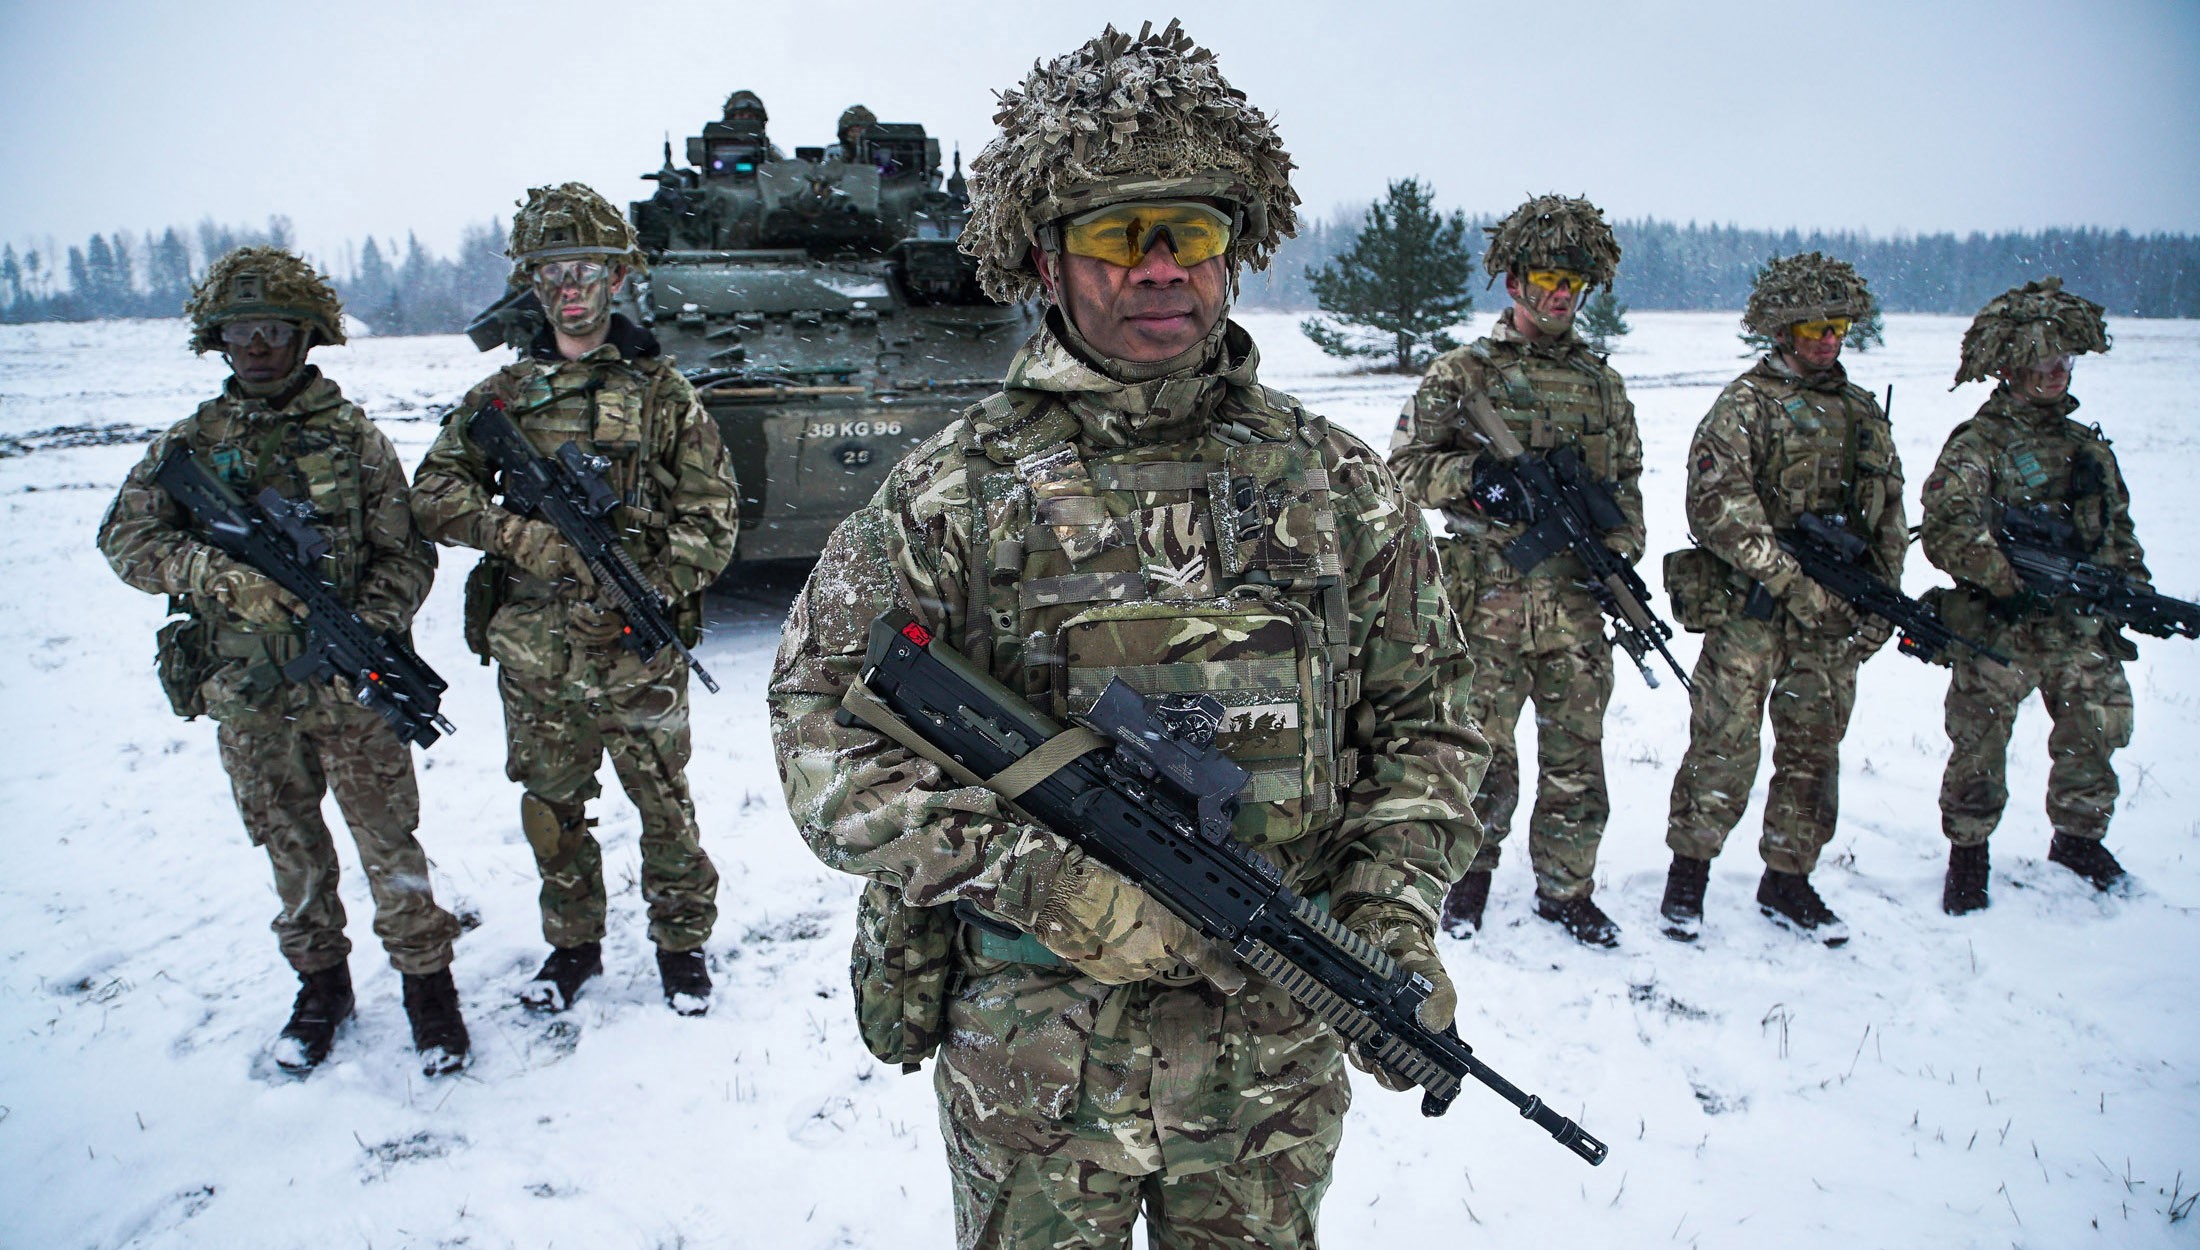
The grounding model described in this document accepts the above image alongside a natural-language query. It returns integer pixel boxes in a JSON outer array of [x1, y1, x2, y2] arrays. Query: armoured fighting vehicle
[[469, 92, 1033, 564]]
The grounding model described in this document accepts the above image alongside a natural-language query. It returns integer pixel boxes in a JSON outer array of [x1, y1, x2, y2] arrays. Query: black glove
[[1468, 457, 1531, 523]]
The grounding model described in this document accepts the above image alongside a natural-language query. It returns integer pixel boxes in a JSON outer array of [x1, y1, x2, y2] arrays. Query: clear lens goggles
[[533, 260, 611, 290], [1525, 269, 1590, 295], [219, 319, 299, 349], [1790, 318, 1852, 341], [1060, 201, 1235, 269]]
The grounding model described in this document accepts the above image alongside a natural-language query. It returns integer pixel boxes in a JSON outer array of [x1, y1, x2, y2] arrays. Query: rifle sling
[[840, 675, 1107, 802]]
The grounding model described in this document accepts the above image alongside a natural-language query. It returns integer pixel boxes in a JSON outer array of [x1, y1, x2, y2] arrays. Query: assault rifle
[[837, 608, 1609, 1167], [1460, 393, 1692, 693], [154, 444, 456, 747], [1997, 506, 2200, 639], [466, 399, 719, 693], [1757, 512, 2008, 666]]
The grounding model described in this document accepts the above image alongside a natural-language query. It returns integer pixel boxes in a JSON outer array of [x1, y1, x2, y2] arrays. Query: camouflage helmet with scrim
[[960, 20, 1299, 304], [184, 245, 345, 355], [1482, 194, 1621, 288], [506, 182, 647, 283], [1742, 251, 1873, 337], [1954, 276, 2110, 387]]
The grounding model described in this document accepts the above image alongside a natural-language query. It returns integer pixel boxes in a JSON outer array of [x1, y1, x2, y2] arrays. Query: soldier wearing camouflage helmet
[[1656, 252, 1905, 947], [411, 183, 740, 1016], [768, 21, 1486, 1248], [97, 246, 470, 1077], [831, 103, 876, 164], [1923, 277, 2139, 912], [1387, 194, 1643, 947]]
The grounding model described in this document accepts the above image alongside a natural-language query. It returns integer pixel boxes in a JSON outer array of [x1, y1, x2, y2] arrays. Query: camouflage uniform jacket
[[1921, 386, 2148, 602], [99, 368, 435, 713], [1685, 354, 1906, 594], [1388, 314, 1645, 571], [770, 318, 1486, 1177], [410, 316, 739, 607]]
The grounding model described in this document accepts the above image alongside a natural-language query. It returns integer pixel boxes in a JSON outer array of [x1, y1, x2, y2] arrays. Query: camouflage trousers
[[1446, 546, 1614, 900], [1665, 615, 1861, 875], [943, 1110, 1333, 1250], [498, 651, 717, 951], [214, 690, 460, 976], [1940, 618, 2132, 846]]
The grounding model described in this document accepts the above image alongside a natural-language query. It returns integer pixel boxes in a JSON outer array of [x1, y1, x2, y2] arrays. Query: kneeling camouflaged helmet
[[960, 19, 1299, 304], [184, 245, 345, 354]]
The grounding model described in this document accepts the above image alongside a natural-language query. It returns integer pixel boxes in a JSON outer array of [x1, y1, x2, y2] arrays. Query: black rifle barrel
[[465, 400, 720, 693], [850, 609, 1608, 1166], [1779, 513, 2010, 667], [154, 444, 455, 747]]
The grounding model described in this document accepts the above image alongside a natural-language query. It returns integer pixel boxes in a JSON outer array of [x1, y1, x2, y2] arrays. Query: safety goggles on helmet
[[218, 319, 300, 350], [1060, 201, 1235, 269], [533, 259, 611, 290], [1789, 317, 1852, 342], [1524, 268, 1590, 295]]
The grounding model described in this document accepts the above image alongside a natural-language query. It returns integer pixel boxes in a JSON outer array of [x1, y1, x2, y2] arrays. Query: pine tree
[[1300, 178, 1475, 372], [1579, 288, 1631, 352]]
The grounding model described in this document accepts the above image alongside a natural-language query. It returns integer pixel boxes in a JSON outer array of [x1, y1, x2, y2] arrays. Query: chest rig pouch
[[1759, 382, 1893, 532], [979, 394, 1356, 852]]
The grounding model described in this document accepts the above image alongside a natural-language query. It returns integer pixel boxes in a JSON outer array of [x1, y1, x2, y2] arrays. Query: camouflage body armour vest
[[1741, 370, 1896, 564], [185, 379, 379, 696], [465, 353, 701, 652], [962, 384, 1355, 848], [1447, 340, 1623, 581], [1969, 404, 2118, 559]]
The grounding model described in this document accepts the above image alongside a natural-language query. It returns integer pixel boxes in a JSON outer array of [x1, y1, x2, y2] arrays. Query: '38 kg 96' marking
[[805, 420, 904, 439]]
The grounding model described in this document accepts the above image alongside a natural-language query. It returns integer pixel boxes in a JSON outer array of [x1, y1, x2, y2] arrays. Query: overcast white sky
[[3, 0, 2196, 266]]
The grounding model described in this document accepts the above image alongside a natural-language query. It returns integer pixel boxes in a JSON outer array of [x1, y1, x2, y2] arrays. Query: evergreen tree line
[[0, 218, 511, 337], [1247, 210, 2200, 320]]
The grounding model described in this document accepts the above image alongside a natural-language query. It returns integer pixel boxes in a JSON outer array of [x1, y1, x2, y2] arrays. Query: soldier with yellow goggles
[[1057, 200, 1235, 269], [1524, 268, 1592, 296], [1789, 317, 1851, 341]]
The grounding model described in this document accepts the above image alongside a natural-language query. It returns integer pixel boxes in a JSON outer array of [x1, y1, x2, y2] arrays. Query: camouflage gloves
[[1032, 854, 1246, 992], [1468, 457, 1531, 523], [1338, 899, 1456, 1091], [493, 515, 595, 591], [568, 598, 626, 648], [1779, 574, 1860, 636], [187, 551, 301, 626]]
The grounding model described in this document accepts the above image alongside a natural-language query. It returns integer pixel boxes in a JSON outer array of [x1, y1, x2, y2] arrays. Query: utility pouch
[[1663, 546, 1740, 633], [154, 608, 215, 720], [462, 556, 509, 665], [1922, 584, 1993, 642], [848, 880, 958, 1071]]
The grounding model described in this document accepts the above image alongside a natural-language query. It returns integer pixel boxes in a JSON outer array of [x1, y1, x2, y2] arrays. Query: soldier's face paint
[[532, 258, 623, 341], [2007, 354, 2074, 402], [1038, 235, 1229, 364], [222, 318, 305, 386], [1505, 270, 1579, 339]]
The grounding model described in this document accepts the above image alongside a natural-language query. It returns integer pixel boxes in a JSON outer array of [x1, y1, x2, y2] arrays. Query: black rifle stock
[[1460, 393, 1693, 693], [153, 444, 455, 747], [1997, 506, 2200, 640], [838, 609, 1608, 1167], [1769, 512, 2009, 666], [465, 399, 719, 693]]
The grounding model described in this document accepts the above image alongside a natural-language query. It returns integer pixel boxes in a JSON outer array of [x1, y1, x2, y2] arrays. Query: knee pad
[[520, 793, 589, 860]]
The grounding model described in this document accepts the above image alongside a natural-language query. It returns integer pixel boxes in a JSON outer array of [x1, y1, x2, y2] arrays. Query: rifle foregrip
[[1236, 937, 1461, 1104]]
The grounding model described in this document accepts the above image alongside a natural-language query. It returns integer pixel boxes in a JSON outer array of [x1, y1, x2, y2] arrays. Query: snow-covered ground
[[1, 311, 2195, 1249]]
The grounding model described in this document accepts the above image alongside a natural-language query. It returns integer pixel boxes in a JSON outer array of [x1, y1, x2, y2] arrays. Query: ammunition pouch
[[462, 555, 510, 666], [1663, 546, 1744, 633], [849, 880, 958, 1071], [153, 605, 216, 720]]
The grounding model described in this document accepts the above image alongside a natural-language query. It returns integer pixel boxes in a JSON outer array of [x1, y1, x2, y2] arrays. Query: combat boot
[[1534, 890, 1620, 948], [1439, 870, 1492, 939], [657, 947, 712, 1017], [518, 942, 603, 1013], [1941, 843, 1990, 915], [402, 968, 471, 1076], [1658, 854, 1711, 942], [272, 962, 354, 1074], [1756, 869, 1849, 947], [2047, 833, 2126, 891]]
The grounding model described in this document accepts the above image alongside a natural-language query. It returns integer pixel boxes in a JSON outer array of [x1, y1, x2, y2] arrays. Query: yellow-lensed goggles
[[1060, 201, 1235, 269], [1790, 318, 1852, 341], [1525, 268, 1590, 294]]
